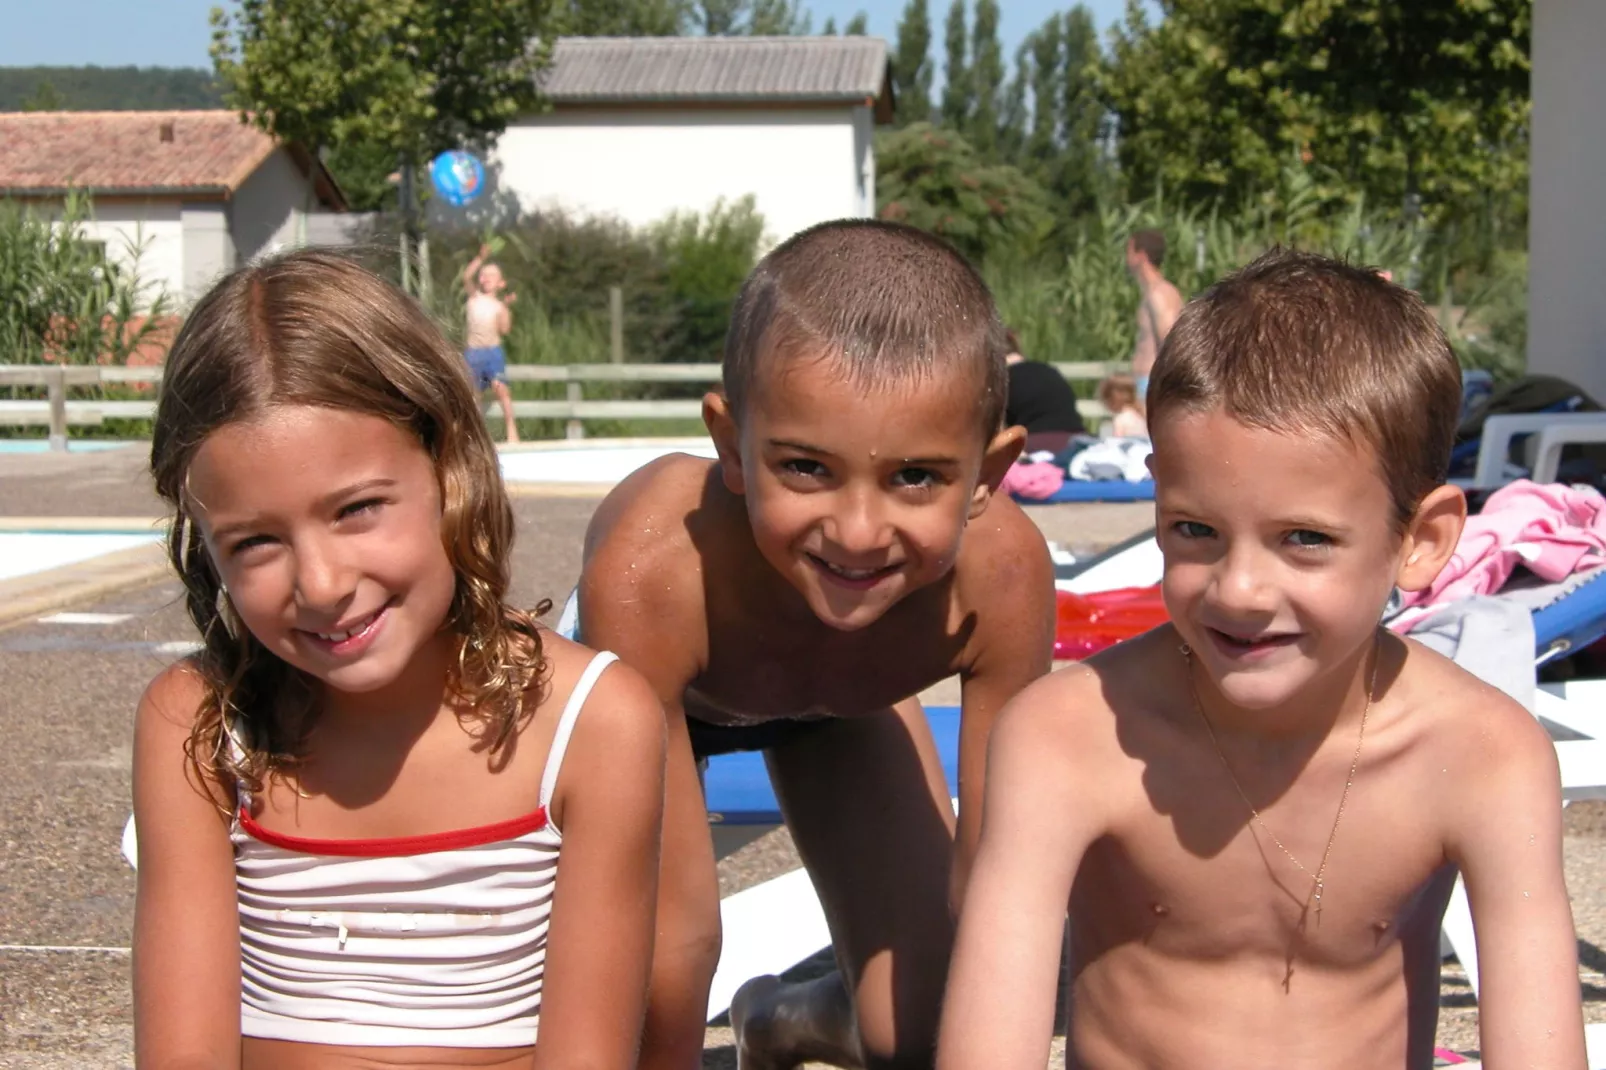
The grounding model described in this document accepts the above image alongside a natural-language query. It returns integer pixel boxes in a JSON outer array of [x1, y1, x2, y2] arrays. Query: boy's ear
[[970, 424, 1026, 519], [1395, 484, 1467, 592], [702, 391, 747, 495]]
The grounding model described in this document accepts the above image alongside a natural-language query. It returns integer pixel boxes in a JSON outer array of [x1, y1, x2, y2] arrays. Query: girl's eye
[[1288, 529, 1332, 548], [229, 534, 274, 557], [780, 458, 828, 479], [339, 498, 385, 520], [891, 467, 941, 490], [1173, 520, 1215, 539]]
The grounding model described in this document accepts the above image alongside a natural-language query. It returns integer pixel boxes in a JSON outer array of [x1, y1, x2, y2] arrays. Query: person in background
[[463, 244, 521, 445], [1098, 372, 1149, 439], [1125, 229, 1185, 398], [1002, 328, 1087, 454]]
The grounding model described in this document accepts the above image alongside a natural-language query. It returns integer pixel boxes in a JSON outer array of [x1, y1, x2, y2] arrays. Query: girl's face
[[185, 405, 458, 699]]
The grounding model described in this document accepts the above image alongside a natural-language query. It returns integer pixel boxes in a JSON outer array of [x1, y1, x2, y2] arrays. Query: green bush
[[0, 190, 171, 365]]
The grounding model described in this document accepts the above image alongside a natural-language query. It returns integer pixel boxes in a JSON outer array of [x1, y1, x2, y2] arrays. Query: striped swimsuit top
[[231, 651, 618, 1048]]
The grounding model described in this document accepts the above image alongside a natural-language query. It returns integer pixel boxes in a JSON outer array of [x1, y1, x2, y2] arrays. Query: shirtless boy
[[939, 249, 1586, 1070], [463, 244, 520, 444], [578, 220, 1056, 1069], [1125, 229, 1184, 397]]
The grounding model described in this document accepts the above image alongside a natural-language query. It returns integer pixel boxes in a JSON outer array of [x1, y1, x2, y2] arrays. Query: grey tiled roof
[[542, 36, 890, 104]]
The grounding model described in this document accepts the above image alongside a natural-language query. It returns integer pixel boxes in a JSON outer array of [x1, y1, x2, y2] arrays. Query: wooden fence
[[0, 362, 1119, 448]]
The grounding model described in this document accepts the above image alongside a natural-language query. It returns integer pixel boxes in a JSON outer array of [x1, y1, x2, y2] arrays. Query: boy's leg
[[740, 698, 956, 1070], [639, 710, 724, 1070], [490, 379, 520, 443]]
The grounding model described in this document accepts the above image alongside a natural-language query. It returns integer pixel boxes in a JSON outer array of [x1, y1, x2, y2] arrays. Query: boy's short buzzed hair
[[1148, 247, 1462, 530], [1130, 229, 1166, 268], [723, 219, 1008, 435]]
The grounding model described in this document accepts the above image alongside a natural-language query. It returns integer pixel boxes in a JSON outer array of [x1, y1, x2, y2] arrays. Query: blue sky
[[0, 0, 1154, 69]]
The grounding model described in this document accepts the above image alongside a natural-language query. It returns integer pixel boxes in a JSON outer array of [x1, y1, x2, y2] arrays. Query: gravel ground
[[2, 445, 1602, 1068]]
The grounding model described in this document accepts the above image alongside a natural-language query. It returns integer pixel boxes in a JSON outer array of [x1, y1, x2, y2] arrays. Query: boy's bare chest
[[687, 604, 970, 724], [1074, 752, 1450, 974]]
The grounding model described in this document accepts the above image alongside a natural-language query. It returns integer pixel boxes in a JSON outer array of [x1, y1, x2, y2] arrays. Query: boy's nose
[[825, 487, 891, 554], [1210, 548, 1278, 614]]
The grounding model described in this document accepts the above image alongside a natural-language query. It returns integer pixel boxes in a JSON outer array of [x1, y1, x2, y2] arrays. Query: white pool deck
[[0, 532, 163, 583], [497, 439, 716, 484]]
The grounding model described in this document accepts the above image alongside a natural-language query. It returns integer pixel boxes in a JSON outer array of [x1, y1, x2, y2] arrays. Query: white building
[[0, 110, 347, 309], [1529, 0, 1606, 401], [486, 36, 893, 246]]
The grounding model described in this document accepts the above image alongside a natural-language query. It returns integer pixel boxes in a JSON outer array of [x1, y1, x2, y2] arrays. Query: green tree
[[875, 121, 1053, 264], [20, 79, 65, 111], [940, 0, 969, 130], [997, 41, 1030, 162], [892, 0, 933, 125], [1102, 0, 1530, 226], [844, 12, 868, 34], [822, 15, 838, 33], [211, 0, 556, 172], [1054, 4, 1104, 216], [694, 0, 809, 34], [556, 0, 687, 34], [967, 0, 1002, 157]]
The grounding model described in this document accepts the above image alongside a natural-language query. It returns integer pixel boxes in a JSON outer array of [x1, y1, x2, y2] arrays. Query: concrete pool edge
[[0, 540, 169, 632], [0, 516, 166, 534]]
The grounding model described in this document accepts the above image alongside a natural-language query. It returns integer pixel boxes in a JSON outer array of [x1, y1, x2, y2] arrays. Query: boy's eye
[[1287, 529, 1332, 548], [891, 467, 942, 490], [779, 458, 828, 479], [1173, 520, 1215, 539]]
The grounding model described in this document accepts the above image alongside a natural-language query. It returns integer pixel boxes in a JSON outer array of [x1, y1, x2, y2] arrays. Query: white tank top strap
[[538, 651, 618, 809]]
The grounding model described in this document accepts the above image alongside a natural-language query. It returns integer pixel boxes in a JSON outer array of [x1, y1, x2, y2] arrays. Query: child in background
[[463, 243, 521, 444], [577, 220, 1056, 1070], [133, 251, 665, 1070], [1098, 371, 1149, 439], [939, 249, 1585, 1070]]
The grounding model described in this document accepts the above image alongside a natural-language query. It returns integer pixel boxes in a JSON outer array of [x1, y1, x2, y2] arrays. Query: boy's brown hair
[[723, 219, 1008, 436], [1129, 229, 1166, 268], [150, 249, 547, 804], [1147, 247, 1461, 530]]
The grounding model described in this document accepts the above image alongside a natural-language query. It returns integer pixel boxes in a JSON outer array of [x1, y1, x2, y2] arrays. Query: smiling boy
[[938, 249, 1586, 1070], [577, 220, 1056, 1069]]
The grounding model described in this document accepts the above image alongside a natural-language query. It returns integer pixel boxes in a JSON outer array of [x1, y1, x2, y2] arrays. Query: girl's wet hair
[[150, 248, 548, 803]]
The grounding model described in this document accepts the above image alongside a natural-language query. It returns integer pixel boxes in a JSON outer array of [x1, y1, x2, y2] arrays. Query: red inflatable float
[[1054, 585, 1169, 660]]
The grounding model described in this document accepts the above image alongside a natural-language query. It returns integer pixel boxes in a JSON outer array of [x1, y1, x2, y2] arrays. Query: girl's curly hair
[[150, 249, 548, 803]]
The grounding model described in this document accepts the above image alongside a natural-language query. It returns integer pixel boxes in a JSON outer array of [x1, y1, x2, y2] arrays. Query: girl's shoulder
[[134, 659, 235, 813], [523, 632, 665, 789]]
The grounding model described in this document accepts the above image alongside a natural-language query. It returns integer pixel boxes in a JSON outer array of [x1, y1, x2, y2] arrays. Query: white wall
[[231, 146, 317, 265], [74, 200, 184, 310], [1529, 0, 1606, 398], [492, 106, 872, 245]]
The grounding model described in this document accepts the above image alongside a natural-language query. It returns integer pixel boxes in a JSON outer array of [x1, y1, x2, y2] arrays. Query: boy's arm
[[132, 664, 242, 1069], [463, 243, 489, 293], [532, 662, 666, 1070], [1448, 698, 1586, 1069], [955, 522, 1055, 909], [938, 671, 1101, 1070]]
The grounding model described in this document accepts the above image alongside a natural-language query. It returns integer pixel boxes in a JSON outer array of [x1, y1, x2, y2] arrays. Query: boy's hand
[[504, 291, 517, 305]]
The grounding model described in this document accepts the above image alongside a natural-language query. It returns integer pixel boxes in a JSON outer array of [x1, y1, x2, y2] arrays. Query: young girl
[[1098, 371, 1149, 439], [132, 250, 666, 1069]]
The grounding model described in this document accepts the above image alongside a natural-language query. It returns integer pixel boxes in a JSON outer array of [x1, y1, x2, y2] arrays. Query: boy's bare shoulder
[[582, 453, 716, 594], [1398, 636, 1557, 777], [953, 495, 1055, 610]]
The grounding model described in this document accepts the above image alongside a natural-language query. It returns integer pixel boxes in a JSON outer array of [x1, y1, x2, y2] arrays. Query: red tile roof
[[0, 110, 344, 207]]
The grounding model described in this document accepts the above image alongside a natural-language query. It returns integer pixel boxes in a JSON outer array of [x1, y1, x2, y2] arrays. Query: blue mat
[[704, 706, 961, 826], [1014, 479, 1155, 505]]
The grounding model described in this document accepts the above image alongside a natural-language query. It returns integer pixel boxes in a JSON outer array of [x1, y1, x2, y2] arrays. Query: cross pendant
[[1313, 882, 1324, 924]]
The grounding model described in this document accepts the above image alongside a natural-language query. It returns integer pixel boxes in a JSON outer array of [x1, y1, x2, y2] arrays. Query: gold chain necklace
[[1181, 637, 1378, 924]]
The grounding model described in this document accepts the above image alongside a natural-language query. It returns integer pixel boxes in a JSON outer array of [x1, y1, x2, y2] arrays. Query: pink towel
[[1396, 480, 1606, 616], [1002, 461, 1065, 500]]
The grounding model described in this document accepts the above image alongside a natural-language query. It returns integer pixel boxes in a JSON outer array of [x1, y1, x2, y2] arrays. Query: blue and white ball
[[429, 150, 486, 207]]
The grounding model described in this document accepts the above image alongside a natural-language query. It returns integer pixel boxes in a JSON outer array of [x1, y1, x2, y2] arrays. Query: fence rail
[[0, 361, 1121, 447]]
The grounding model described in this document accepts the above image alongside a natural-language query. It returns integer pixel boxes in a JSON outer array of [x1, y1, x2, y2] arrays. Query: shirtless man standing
[[1125, 229, 1184, 399]]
